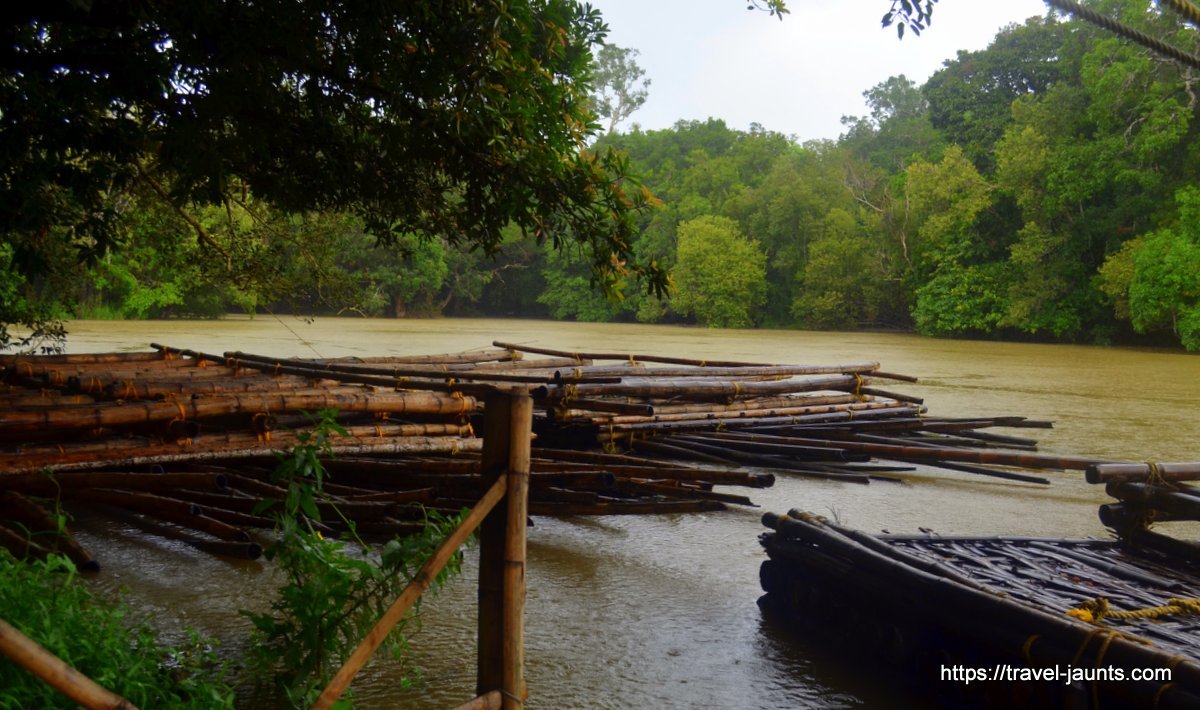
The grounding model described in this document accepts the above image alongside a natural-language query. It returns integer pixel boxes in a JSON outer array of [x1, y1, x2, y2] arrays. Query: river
[[54, 316, 1200, 708]]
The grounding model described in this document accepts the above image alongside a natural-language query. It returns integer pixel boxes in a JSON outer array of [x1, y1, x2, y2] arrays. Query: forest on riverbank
[[6, 1, 1200, 350]]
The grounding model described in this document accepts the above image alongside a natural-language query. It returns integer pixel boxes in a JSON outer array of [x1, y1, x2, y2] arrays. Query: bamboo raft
[[0, 341, 1132, 569], [759, 509, 1200, 708]]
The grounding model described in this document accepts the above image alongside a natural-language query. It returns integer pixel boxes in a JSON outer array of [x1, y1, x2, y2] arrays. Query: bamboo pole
[[582, 396, 863, 425], [477, 395, 506, 698], [1, 350, 163, 366], [225, 350, 619, 385], [494, 341, 773, 367], [0, 491, 98, 571], [502, 394, 532, 710], [0, 617, 137, 709], [451, 690, 503, 710], [649, 393, 862, 415], [4, 435, 484, 473], [311, 473, 509, 710], [737, 433, 1109, 471], [0, 390, 476, 433], [1087, 462, 1200, 484], [552, 362, 883, 379], [535, 373, 869, 400]]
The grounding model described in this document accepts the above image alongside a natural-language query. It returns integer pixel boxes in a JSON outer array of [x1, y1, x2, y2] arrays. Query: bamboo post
[[477, 394, 508, 697], [0, 617, 136, 709], [476, 390, 533, 706], [310, 473, 509, 710], [503, 393, 532, 709]]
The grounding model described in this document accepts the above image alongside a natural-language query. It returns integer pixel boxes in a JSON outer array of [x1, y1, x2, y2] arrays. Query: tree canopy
[[0, 0, 663, 349]]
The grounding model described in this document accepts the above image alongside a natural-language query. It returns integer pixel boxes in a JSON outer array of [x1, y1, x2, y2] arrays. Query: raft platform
[[759, 510, 1200, 708]]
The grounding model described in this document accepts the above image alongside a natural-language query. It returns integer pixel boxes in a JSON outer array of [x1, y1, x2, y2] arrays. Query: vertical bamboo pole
[[476, 390, 532, 705], [476, 392, 511, 695], [502, 394, 532, 708]]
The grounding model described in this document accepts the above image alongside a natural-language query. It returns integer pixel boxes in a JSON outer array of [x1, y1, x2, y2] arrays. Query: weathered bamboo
[[0, 392, 96, 408], [494, 340, 774, 367], [325, 348, 521, 365], [0, 523, 54, 563], [549, 398, 656, 417], [81, 489, 252, 542], [2, 350, 164, 366], [312, 473, 510, 710], [225, 350, 619, 385], [4, 435, 484, 474], [111, 510, 262, 560], [0, 617, 137, 710], [886, 457, 1051, 485], [463, 356, 586, 372], [104, 377, 347, 400], [532, 448, 776, 487], [626, 438, 738, 465], [745, 434, 1108, 471], [0, 491, 98, 570], [477, 397, 508, 697], [648, 393, 862, 415], [760, 511, 1200, 706], [579, 396, 864, 425], [595, 402, 919, 435], [0, 472, 228, 496], [502, 394, 532, 709], [527, 499, 725, 515], [616, 479, 755, 506], [1105, 482, 1200, 520], [451, 690, 503, 710], [0, 390, 476, 433], [1087, 461, 1200, 484], [536, 373, 869, 401], [673, 432, 871, 461], [552, 362, 883, 379]]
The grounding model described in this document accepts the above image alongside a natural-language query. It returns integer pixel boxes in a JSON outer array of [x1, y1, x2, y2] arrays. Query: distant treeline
[[43, 6, 1200, 349]]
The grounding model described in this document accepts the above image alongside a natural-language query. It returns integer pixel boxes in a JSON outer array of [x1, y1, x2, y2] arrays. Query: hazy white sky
[[589, 0, 1050, 141]]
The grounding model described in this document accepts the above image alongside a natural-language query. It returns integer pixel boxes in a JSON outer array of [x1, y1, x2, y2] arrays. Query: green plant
[[242, 410, 465, 707], [0, 551, 234, 709]]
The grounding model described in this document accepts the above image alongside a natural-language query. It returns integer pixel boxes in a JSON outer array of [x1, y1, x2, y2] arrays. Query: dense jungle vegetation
[[4, 1, 1199, 352]]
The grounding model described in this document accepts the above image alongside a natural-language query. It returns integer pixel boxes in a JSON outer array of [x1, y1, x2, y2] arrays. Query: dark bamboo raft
[[759, 509, 1200, 708]]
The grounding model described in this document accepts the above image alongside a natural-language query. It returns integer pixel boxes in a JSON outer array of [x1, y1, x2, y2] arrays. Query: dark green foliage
[[0, 0, 664, 348], [0, 552, 234, 709], [243, 411, 466, 706]]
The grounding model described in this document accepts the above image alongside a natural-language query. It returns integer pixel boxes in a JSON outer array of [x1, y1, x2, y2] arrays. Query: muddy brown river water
[[53, 317, 1200, 707]]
